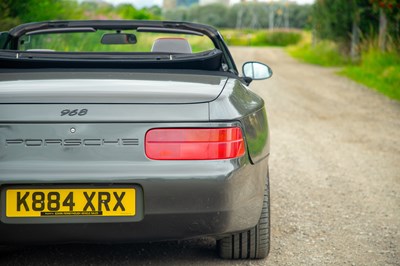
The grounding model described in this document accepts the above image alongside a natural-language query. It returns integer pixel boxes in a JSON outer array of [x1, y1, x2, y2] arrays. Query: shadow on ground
[[0, 238, 224, 266]]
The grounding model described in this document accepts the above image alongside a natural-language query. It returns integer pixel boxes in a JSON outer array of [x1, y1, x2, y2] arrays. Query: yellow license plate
[[6, 188, 135, 218]]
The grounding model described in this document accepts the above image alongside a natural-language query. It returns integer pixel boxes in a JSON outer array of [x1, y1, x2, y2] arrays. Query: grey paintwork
[[0, 121, 268, 241], [0, 71, 270, 242], [0, 73, 269, 163], [0, 104, 210, 122], [0, 73, 227, 104], [209, 78, 270, 163], [0, 20, 271, 244], [0, 156, 267, 242]]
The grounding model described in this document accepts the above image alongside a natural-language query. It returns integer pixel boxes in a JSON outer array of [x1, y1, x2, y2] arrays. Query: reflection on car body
[[0, 20, 272, 260]]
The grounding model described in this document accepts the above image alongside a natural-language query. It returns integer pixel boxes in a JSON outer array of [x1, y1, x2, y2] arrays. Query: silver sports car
[[0, 20, 272, 260]]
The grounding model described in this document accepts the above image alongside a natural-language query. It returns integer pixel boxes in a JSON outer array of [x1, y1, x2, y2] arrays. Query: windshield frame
[[2, 20, 238, 74]]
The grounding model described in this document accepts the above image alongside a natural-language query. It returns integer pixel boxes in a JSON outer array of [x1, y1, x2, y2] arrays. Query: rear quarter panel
[[209, 78, 270, 164]]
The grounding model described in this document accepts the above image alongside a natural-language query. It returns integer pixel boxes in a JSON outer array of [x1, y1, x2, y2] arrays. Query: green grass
[[340, 50, 400, 101], [286, 32, 400, 101], [221, 29, 302, 47], [286, 32, 349, 66]]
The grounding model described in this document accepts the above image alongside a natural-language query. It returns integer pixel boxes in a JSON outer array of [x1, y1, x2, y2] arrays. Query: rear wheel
[[217, 171, 270, 259]]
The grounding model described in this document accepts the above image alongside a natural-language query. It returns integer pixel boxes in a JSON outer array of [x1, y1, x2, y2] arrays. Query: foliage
[[370, 0, 400, 11], [165, 2, 312, 29], [286, 32, 350, 66], [221, 29, 302, 47], [188, 4, 229, 28], [257, 31, 302, 46], [307, 0, 400, 100], [0, 0, 162, 31], [1, 1, 312, 32], [0, 0, 75, 31], [340, 49, 400, 101], [287, 33, 400, 101], [115, 4, 161, 20], [312, 0, 400, 54]]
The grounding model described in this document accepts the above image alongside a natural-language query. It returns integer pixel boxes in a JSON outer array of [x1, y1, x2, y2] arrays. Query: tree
[[187, 4, 229, 27], [164, 2, 312, 29], [313, 0, 387, 55], [313, 0, 357, 52], [312, 0, 400, 55], [370, 0, 399, 51], [0, 0, 82, 31], [0, 0, 163, 31]]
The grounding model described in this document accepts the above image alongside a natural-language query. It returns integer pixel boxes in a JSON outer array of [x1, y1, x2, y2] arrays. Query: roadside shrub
[[287, 32, 349, 66], [287, 31, 400, 101], [254, 31, 302, 46], [221, 29, 302, 47], [340, 49, 400, 100]]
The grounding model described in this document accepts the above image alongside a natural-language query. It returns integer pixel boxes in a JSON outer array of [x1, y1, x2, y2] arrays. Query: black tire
[[217, 171, 270, 259]]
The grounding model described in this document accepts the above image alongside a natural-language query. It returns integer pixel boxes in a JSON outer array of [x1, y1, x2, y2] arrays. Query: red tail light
[[145, 127, 245, 160]]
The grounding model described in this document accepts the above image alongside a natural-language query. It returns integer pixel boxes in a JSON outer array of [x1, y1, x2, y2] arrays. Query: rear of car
[[0, 20, 271, 260]]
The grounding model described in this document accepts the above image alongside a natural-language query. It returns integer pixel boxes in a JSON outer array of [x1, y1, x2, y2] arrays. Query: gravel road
[[1, 47, 399, 265]]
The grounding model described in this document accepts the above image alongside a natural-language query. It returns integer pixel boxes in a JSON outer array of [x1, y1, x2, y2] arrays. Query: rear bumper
[[0, 212, 240, 244], [0, 157, 268, 244]]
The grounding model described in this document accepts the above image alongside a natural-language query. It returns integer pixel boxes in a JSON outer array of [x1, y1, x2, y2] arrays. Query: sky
[[102, 0, 315, 9]]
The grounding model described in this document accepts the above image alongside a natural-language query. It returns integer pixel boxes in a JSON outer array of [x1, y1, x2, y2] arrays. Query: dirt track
[[1, 47, 399, 265], [233, 47, 400, 265]]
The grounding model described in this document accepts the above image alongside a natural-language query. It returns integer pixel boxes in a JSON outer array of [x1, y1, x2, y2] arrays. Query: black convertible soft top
[[0, 50, 223, 71], [0, 20, 238, 73]]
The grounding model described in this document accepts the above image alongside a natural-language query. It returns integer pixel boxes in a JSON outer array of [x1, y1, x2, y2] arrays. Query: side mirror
[[101, 33, 137, 45], [242, 62, 273, 80]]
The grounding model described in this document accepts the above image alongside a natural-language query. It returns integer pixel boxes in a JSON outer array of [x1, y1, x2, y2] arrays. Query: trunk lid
[[0, 71, 229, 122], [0, 72, 227, 104], [0, 71, 229, 177]]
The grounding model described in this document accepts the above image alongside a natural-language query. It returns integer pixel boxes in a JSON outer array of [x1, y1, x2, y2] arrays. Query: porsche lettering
[[5, 138, 139, 147]]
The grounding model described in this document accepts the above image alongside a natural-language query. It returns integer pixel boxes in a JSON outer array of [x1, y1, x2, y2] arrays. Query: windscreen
[[18, 30, 215, 53]]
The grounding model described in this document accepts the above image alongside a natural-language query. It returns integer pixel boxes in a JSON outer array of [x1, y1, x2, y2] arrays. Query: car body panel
[[0, 72, 227, 104], [0, 120, 268, 242], [0, 104, 210, 122], [0, 153, 267, 243], [209, 79, 270, 163], [0, 20, 271, 246]]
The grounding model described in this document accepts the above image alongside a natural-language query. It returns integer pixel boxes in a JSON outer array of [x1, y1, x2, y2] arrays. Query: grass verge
[[286, 32, 400, 101], [340, 51, 400, 101], [286, 32, 349, 66], [221, 29, 302, 47]]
